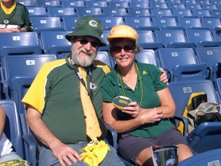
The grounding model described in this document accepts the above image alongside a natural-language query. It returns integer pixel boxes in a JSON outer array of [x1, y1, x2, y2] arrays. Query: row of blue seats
[[1, 46, 221, 104], [26, 6, 221, 18], [17, 0, 221, 9], [28, 15, 211, 31], [28, 16, 221, 32], [1, 29, 221, 56]]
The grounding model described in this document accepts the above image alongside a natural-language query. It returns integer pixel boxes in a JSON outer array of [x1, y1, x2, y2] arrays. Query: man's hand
[[159, 68, 168, 84], [51, 142, 82, 166]]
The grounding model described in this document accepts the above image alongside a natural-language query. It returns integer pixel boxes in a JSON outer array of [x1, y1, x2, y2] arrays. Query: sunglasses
[[110, 45, 136, 53], [77, 38, 100, 48]]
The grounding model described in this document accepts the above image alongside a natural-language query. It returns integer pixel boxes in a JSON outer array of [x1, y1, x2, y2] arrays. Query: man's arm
[[26, 106, 81, 166], [0, 107, 6, 136], [159, 68, 168, 84]]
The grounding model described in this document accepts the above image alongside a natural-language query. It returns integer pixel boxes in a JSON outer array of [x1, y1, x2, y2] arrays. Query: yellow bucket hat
[[107, 25, 138, 42]]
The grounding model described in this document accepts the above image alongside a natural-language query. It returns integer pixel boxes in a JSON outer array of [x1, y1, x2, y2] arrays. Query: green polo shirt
[[102, 61, 174, 138], [22, 58, 110, 143], [0, 2, 32, 31]]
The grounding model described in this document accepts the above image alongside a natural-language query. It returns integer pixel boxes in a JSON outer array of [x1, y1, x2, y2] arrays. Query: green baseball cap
[[65, 16, 106, 46]]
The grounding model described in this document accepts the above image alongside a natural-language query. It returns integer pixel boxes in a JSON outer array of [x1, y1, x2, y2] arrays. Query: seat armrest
[[174, 116, 188, 137], [104, 123, 118, 149]]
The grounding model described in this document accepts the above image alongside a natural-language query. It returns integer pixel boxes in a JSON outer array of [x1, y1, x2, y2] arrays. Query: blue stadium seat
[[167, 3, 186, 9], [149, 2, 168, 9], [17, 0, 37, 7], [210, 0, 221, 5], [96, 30, 110, 51], [169, 80, 219, 123], [20, 112, 38, 166], [102, 8, 129, 17], [151, 0, 166, 3], [152, 16, 178, 29], [201, 17, 221, 29], [26, 7, 47, 16], [213, 78, 221, 102], [40, 31, 71, 57], [99, 30, 110, 51], [172, 9, 192, 17], [129, 1, 149, 9], [177, 17, 202, 29], [124, 16, 156, 30], [135, 49, 158, 66], [75, 7, 104, 16], [187, 122, 221, 153], [210, 9, 221, 17], [178, 148, 221, 166], [201, 4, 218, 10], [212, 28, 221, 42], [38, 0, 61, 7], [95, 51, 115, 68], [157, 47, 208, 81], [30, 16, 63, 32], [182, 0, 196, 5], [61, 0, 85, 7], [166, 0, 182, 3], [137, 30, 163, 49], [0, 32, 42, 56], [195, 47, 221, 80], [151, 9, 173, 17], [47, 7, 77, 17], [185, 28, 221, 47], [0, 54, 57, 114], [185, 4, 202, 10], [62, 16, 78, 31], [154, 28, 194, 48], [197, 0, 210, 5], [85, 1, 108, 7], [96, 16, 124, 30], [191, 9, 211, 17], [108, 1, 130, 8], [127, 8, 151, 16], [1, 100, 24, 158]]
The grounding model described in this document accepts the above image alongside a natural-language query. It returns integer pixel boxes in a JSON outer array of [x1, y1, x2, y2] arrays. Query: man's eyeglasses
[[77, 38, 100, 48], [110, 45, 136, 53]]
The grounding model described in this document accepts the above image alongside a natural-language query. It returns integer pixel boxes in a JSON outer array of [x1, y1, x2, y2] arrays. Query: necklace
[[117, 63, 143, 106]]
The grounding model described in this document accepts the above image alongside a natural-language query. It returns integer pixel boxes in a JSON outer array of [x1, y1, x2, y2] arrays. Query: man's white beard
[[71, 49, 96, 67]]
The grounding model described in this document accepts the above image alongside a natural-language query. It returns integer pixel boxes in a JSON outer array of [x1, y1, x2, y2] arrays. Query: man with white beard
[[22, 16, 125, 166]]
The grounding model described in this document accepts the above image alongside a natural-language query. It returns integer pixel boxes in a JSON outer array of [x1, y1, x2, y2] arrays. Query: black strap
[[67, 58, 107, 139]]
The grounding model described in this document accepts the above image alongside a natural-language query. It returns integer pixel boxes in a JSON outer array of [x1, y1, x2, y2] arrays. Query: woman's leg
[[177, 144, 193, 162], [135, 147, 153, 166]]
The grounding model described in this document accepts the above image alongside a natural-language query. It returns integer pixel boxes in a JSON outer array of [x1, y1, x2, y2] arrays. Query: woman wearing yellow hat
[[102, 25, 193, 166]]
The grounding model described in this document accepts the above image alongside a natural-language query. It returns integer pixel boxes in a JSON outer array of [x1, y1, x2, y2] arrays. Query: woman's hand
[[122, 102, 141, 118], [138, 108, 163, 124]]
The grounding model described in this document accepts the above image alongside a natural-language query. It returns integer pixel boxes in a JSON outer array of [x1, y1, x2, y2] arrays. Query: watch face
[[3, 19, 9, 25]]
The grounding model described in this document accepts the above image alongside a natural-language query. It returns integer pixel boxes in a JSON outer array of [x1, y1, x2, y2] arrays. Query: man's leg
[[38, 142, 88, 166], [0, 152, 22, 163], [100, 146, 125, 166]]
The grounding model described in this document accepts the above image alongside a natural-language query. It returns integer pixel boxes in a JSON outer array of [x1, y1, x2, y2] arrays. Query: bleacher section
[[2, 0, 221, 165]]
